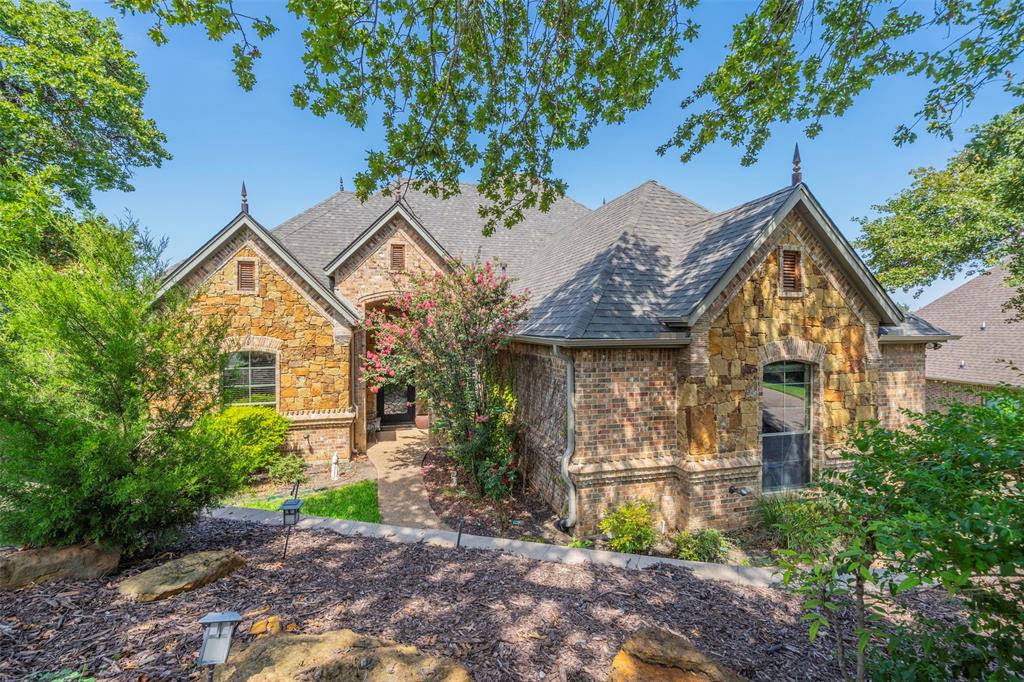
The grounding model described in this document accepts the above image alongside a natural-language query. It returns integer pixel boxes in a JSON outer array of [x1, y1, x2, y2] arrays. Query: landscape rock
[[118, 550, 244, 602], [0, 544, 121, 590], [215, 628, 473, 681], [608, 627, 744, 682]]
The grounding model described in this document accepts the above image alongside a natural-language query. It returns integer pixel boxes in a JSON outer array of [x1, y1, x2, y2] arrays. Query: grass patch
[[237, 479, 381, 523], [764, 383, 807, 400]]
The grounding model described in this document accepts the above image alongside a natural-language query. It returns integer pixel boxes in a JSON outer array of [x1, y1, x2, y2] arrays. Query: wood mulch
[[421, 448, 565, 543], [0, 518, 965, 681]]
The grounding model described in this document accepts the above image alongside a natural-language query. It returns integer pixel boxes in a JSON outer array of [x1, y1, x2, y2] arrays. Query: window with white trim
[[222, 351, 276, 406]]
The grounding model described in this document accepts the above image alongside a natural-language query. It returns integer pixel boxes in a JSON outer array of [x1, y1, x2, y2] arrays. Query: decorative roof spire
[[241, 181, 249, 214], [791, 144, 802, 185]]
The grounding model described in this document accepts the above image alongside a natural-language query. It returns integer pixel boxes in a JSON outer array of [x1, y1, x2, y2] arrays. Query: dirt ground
[[0, 518, 965, 681]]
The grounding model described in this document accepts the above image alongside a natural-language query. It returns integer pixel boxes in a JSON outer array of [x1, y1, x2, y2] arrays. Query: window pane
[[250, 366, 275, 385], [762, 361, 811, 491], [221, 351, 277, 406], [250, 352, 276, 367], [762, 383, 787, 433]]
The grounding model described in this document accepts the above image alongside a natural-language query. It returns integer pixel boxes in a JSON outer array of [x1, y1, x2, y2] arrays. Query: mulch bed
[[236, 454, 377, 502], [421, 448, 565, 542], [0, 518, 965, 681]]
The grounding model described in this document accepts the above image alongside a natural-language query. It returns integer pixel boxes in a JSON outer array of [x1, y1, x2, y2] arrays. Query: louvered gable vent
[[781, 249, 802, 292], [237, 260, 256, 292]]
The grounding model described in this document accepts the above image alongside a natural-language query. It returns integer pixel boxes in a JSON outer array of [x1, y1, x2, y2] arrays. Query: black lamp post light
[[198, 611, 242, 681], [279, 478, 304, 559]]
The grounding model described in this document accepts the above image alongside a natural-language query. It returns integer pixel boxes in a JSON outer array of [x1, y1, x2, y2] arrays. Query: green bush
[[267, 454, 308, 485], [672, 528, 728, 563], [200, 406, 290, 481], [755, 491, 831, 552], [0, 220, 243, 555], [599, 499, 658, 554]]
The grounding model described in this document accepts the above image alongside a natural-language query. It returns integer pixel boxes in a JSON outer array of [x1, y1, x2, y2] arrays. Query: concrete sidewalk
[[210, 506, 781, 588], [366, 427, 447, 530]]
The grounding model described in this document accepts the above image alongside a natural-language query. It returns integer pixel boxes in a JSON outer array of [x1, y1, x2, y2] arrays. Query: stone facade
[[188, 241, 354, 463], [510, 212, 926, 535]]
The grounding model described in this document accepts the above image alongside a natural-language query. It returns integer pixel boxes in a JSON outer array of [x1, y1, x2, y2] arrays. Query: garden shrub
[[267, 454, 308, 485], [599, 499, 658, 554], [672, 528, 727, 563], [0, 220, 244, 555], [199, 405, 290, 481], [755, 491, 832, 552]]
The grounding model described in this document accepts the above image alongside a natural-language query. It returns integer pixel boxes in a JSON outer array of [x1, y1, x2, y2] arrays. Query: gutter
[[511, 333, 690, 348], [552, 345, 577, 532]]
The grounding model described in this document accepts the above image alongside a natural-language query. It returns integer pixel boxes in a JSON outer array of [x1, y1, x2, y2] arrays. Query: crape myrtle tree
[[0, 218, 245, 555], [360, 262, 527, 505], [780, 388, 1024, 680], [112, 1, 1024, 230]]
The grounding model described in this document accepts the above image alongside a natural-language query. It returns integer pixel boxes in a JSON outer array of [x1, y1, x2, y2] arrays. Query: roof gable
[[322, 201, 453, 276], [159, 212, 360, 324]]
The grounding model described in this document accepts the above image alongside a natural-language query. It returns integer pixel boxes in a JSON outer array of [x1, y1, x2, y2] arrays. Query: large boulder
[[608, 627, 744, 682], [0, 544, 121, 590], [118, 550, 244, 602], [215, 629, 473, 682]]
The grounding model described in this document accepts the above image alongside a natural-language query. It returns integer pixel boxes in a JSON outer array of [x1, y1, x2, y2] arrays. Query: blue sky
[[78, 2, 1019, 309]]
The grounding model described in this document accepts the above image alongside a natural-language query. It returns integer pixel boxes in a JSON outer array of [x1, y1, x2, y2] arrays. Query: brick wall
[[925, 379, 991, 411], [877, 343, 927, 428], [500, 343, 568, 515]]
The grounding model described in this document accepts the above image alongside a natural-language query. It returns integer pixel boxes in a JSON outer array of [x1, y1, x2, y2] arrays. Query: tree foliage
[[360, 261, 526, 499], [1, 0, 169, 208], [0, 219, 242, 554], [856, 103, 1024, 317], [780, 389, 1024, 680], [115, 0, 1024, 227]]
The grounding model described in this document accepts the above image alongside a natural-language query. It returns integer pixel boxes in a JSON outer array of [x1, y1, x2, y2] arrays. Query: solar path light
[[279, 478, 304, 559], [198, 611, 242, 681]]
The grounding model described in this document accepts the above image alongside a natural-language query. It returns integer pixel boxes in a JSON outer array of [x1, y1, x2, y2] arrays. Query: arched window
[[222, 351, 277, 406], [761, 361, 811, 491]]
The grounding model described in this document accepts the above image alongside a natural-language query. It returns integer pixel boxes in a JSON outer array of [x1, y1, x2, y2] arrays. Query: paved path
[[366, 427, 448, 530], [209, 506, 780, 587]]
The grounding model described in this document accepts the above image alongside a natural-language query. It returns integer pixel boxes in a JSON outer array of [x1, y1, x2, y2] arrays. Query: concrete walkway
[[210, 506, 780, 587], [366, 427, 447, 530]]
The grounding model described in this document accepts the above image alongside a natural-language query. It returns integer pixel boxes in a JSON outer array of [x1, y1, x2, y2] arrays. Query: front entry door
[[377, 384, 416, 425]]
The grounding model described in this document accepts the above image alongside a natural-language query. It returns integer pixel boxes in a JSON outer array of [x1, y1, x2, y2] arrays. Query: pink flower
[[475, 414, 489, 423]]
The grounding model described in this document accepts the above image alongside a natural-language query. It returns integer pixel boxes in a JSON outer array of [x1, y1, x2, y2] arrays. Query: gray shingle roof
[[915, 267, 1024, 386], [516, 182, 796, 339], [272, 183, 590, 288], [878, 312, 950, 339]]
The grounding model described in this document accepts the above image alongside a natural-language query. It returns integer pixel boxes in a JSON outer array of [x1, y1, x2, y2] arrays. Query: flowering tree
[[361, 261, 528, 500]]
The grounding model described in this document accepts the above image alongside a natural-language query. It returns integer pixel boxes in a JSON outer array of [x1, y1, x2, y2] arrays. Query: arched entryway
[[364, 300, 418, 427]]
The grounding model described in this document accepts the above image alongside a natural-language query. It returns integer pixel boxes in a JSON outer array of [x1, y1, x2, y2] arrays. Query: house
[[915, 267, 1023, 410], [160, 163, 954, 534]]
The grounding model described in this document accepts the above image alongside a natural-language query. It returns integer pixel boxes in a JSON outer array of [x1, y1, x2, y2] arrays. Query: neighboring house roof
[[158, 211, 360, 324], [915, 267, 1024, 386]]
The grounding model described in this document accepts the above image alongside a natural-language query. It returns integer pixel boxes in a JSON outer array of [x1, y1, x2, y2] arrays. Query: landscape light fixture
[[279, 478, 304, 559], [198, 611, 242, 681], [729, 485, 750, 497]]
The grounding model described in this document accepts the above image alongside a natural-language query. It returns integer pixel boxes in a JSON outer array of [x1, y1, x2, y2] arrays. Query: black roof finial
[[339, 176, 345, 192], [792, 144, 802, 185], [241, 181, 249, 214]]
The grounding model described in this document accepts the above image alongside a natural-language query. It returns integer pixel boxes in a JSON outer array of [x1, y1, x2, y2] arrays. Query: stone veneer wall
[[189, 242, 354, 462], [500, 344, 568, 515], [332, 218, 448, 306]]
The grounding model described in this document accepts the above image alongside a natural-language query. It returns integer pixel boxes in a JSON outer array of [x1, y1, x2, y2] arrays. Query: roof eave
[[878, 334, 961, 344], [510, 333, 691, 348]]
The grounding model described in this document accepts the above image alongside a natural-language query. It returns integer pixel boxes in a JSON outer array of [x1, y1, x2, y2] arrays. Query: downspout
[[552, 345, 577, 532]]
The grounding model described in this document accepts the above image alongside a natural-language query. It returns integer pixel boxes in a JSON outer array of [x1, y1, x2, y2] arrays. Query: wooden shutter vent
[[237, 260, 256, 292], [781, 250, 802, 292], [390, 244, 406, 271]]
